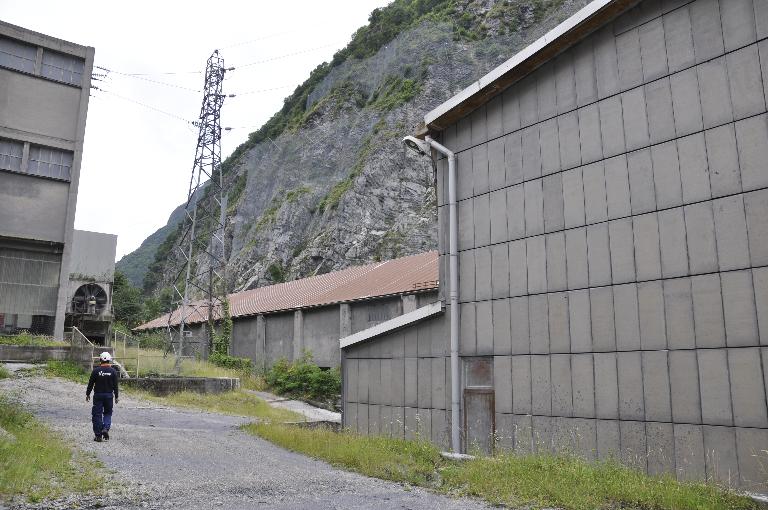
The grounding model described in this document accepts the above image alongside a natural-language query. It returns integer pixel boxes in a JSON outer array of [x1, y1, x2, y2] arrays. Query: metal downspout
[[425, 136, 461, 454]]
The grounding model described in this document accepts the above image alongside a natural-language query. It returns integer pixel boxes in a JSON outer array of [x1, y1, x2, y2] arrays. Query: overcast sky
[[1, 0, 390, 260]]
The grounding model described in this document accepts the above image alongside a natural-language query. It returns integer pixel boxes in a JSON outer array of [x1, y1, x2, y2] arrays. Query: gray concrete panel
[[488, 138, 505, 192], [571, 353, 595, 418], [522, 126, 542, 181], [369, 360, 382, 405], [663, 5, 695, 73], [460, 302, 476, 355], [511, 414, 533, 454], [555, 51, 577, 114], [720, 0, 756, 51], [620, 421, 648, 472], [642, 350, 672, 422], [622, 88, 650, 152], [617, 27, 643, 91], [735, 114, 768, 192], [566, 227, 590, 289], [670, 350, 702, 423], [510, 296, 530, 354], [658, 208, 689, 278], [417, 358, 431, 409], [604, 155, 631, 219], [431, 408, 448, 449], [546, 232, 567, 292], [519, 76, 538, 127], [502, 87, 521, 134], [458, 198, 474, 251], [529, 294, 550, 354], [736, 427, 768, 489], [473, 194, 490, 248], [645, 78, 676, 146], [471, 105, 487, 148], [512, 355, 532, 414], [651, 141, 682, 209], [548, 291, 570, 353], [722, 270, 759, 347], [524, 180, 544, 237], [506, 184, 525, 241], [674, 424, 706, 481], [590, 286, 616, 352], [697, 56, 733, 129], [569, 289, 592, 353], [691, 274, 726, 348], [543, 174, 565, 233], [358, 359, 370, 404], [574, 38, 597, 106], [508, 240, 528, 297], [757, 0, 768, 39], [562, 167, 586, 228], [646, 422, 675, 477], [599, 96, 626, 159], [728, 347, 768, 428], [579, 104, 603, 165], [727, 45, 765, 121], [618, 351, 645, 421], [640, 16, 668, 82], [345, 402, 357, 431], [473, 144, 490, 198], [690, 0, 724, 63], [487, 95, 503, 141], [491, 243, 510, 300], [583, 161, 608, 224], [614, 283, 641, 351], [404, 407, 418, 440], [679, 135, 711, 207], [744, 189, 768, 267], [457, 150, 473, 200], [705, 124, 741, 198], [380, 359, 392, 406], [495, 413, 515, 451], [526, 235, 547, 294], [540, 119, 561, 176], [459, 249, 475, 302], [346, 358, 359, 402], [476, 300, 493, 355], [713, 195, 750, 271], [609, 218, 636, 284], [596, 419, 620, 461], [505, 132, 523, 186], [703, 426, 739, 485], [475, 246, 492, 301], [664, 278, 695, 350], [628, 149, 656, 215], [671, 68, 704, 138], [494, 356, 513, 414], [531, 356, 552, 416], [558, 111, 581, 171], [684, 202, 718, 274], [404, 358, 417, 408], [489, 189, 507, 245], [638, 280, 667, 350], [755, 269, 768, 345], [697, 349, 733, 426], [594, 352, 619, 419], [594, 27, 620, 99], [587, 223, 612, 287]]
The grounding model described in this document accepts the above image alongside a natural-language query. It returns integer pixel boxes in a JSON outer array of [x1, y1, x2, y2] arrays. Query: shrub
[[209, 351, 252, 372], [265, 351, 341, 402], [0, 365, 11, 379]]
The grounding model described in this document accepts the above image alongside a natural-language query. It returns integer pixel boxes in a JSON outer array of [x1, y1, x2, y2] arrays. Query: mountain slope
[[118, 0, 589, 296]]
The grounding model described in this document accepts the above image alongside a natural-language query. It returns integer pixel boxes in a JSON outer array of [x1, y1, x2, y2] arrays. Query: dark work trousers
[[91, 393, 114, 436]]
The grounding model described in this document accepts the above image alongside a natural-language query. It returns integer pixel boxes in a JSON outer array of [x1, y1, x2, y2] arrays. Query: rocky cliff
[[117, 0, 589, 295]]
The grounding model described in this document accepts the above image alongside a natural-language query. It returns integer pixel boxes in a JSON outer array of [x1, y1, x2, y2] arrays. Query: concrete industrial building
[[0, 21, 94, 339], [341, 0, 768, 490], [136, 251, 438, 369]]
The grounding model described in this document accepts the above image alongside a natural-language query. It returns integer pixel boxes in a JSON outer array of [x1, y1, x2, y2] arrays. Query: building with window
[[0, 21, 94, 339], [341, 0, 768, 491]]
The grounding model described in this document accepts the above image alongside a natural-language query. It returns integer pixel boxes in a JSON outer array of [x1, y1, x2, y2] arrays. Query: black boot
[[102, 430, 109, 441], [94, 434, 103, 442]]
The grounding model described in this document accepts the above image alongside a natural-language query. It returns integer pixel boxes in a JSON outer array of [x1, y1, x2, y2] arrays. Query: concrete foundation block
[[736, 427, 768, 489], [674, 423, 706, 482], [703, 426, 740, 486], [646, 422, 675, 477], [531, 355, 552, 416], [596, 419, 620, 461], [620, 421, 648, 472], [512, 414, 534, 455], [532, 415, 554, 454]]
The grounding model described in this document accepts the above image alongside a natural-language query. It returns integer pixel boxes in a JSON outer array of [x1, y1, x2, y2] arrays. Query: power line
[[95, 66, 201, 92], [96, 89, 193, 124], [232, 42, 342, 70]]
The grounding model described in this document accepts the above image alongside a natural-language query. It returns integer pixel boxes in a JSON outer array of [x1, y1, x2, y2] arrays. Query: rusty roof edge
[[423, 0, 639, 132]]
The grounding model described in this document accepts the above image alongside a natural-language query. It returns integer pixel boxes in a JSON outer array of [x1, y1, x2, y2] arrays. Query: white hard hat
[[99, 352, 112, 362]]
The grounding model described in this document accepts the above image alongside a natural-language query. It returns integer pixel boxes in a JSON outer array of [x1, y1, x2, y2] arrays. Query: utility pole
[[168, 50, 229, 370]]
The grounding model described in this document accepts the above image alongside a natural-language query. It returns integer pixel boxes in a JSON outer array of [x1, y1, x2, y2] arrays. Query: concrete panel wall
[[302, 306, 341, 367], [344, 0, 768, 490], [0, 172, 69, 243], [264, 312, 294, 365], [350, 297, 402, 333]]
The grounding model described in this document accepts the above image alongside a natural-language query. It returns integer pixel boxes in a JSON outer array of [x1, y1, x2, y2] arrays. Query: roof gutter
[[423, 0, 639, 133]]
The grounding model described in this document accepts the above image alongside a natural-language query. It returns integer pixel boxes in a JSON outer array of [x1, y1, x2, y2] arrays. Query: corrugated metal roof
[[134, 251, 439, 331]]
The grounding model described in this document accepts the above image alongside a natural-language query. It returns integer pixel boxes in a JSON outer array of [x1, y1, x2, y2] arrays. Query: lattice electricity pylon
[[167, 50, 229, 369]]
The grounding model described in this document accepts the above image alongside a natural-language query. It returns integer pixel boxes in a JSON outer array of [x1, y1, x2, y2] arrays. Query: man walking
[[86, 351, 119, 442]]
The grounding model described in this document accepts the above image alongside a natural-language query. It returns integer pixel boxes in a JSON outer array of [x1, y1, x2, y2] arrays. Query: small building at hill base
[[340, 0, 768, 492]]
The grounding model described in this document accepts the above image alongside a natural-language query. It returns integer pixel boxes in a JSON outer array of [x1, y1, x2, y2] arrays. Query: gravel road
[[0, 374, 490, 510]]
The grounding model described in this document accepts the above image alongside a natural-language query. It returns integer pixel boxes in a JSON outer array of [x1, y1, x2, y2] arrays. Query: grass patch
[[138, 390, 301, 422], [45, 361, 89, 384], [0, 332, 67, 347], [0, 394, 104, 502], [245, 424, 759, 510], [0, 365, 10, 379]]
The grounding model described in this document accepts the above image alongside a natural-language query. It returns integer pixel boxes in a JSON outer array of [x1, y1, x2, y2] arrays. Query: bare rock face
[[120, 0, 590, 295]]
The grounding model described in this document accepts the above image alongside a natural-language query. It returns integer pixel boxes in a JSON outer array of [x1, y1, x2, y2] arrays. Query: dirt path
[[0, 375, 489, 510]]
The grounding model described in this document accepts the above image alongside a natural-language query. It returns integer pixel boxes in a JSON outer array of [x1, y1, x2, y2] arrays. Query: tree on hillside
[[112, 271, 144, 328]]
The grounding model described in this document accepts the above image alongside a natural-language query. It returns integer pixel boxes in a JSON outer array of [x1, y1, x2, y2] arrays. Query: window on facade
[[41, 49, 84, 86], [0, 139, 23, 173], [0, 36, 36, 74], [28, 146, 73, 180]]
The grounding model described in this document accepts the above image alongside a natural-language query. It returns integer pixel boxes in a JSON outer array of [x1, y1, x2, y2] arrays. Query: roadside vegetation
[[265, 352, 341, 404], [0, 365, 10, 379], [0, 394, 104, 502], [246, 423, 759, 510], [0, 332, 67, 347]]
